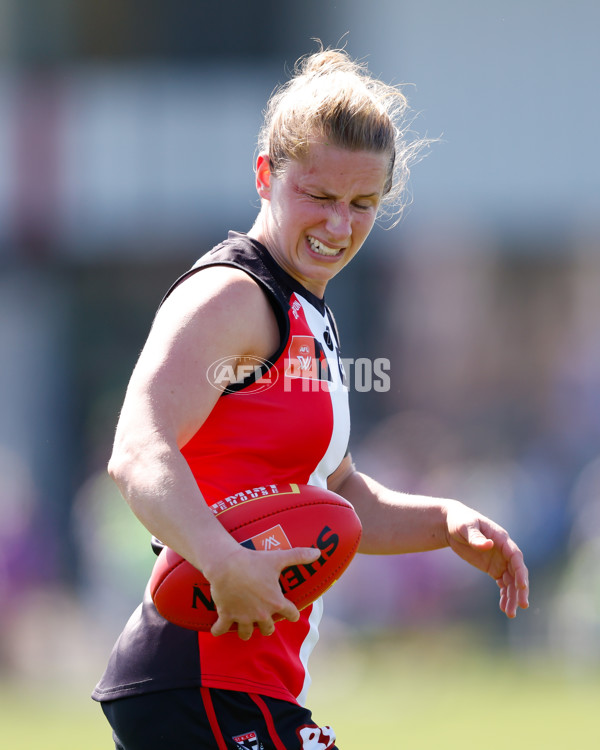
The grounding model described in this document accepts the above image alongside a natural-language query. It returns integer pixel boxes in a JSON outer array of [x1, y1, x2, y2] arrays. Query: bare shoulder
[[160, 265, 269, 322], [153, 265, 279, 360], [121, 265, 280, 447]]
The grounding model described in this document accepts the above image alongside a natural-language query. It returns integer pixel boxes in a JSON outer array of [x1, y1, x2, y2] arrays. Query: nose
[[325, 203, 352, 241]]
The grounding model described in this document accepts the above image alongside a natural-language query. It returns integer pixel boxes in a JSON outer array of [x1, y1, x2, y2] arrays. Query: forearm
[[108, 434, 326, 638], [336, 468, 454, 555], [108, 438, 238, 577]]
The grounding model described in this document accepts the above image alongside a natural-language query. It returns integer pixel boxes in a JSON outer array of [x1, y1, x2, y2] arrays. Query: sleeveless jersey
[[93, 232, 350, 706]]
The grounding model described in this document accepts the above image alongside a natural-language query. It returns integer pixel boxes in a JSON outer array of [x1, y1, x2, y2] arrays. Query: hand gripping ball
[[149, 482, 362, 631]]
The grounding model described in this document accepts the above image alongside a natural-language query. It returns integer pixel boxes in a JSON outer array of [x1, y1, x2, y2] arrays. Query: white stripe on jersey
[[291, 294, 350, 705], [293, 293, 350, 490], [295, 596, 324, 706]]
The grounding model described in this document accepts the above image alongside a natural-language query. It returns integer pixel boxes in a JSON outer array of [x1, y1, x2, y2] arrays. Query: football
[[149, 482, 362, 631]]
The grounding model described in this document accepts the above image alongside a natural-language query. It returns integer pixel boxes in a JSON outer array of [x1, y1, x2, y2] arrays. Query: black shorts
[[101, 687, 339, 750]]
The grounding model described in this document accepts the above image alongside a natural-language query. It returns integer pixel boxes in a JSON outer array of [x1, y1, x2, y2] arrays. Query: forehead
[[288, 140, 390, 195]]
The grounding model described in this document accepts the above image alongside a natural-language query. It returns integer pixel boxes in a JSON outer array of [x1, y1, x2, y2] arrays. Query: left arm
[[328, 455, 529, 619]]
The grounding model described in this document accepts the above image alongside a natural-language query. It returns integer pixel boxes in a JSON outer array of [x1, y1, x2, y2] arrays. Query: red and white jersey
[[93, 232, 350, 706]]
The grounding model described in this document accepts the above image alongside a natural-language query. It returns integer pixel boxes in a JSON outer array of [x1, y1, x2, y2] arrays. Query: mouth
[[307, 235, 344, 258]]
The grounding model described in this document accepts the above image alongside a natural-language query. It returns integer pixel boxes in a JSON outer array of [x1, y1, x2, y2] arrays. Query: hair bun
[[298, 48, 358, 76]]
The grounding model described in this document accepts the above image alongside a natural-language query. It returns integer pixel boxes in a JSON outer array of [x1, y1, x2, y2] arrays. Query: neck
[[247, 209, 270, 248]]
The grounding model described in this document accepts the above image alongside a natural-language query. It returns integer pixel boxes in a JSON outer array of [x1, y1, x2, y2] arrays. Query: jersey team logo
[[240, 524, 292, 552], [285, 336, 331, 382], [233, 731, 264, 750]]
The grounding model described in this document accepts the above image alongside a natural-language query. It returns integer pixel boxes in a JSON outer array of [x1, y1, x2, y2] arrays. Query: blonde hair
[[257, 47, 427, 225]]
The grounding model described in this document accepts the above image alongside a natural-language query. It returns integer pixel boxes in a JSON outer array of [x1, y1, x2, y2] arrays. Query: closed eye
[[306, 190, 377, 212]]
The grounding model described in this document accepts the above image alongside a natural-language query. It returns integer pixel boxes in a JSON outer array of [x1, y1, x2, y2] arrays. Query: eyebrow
[[309, 188, 381, 200]]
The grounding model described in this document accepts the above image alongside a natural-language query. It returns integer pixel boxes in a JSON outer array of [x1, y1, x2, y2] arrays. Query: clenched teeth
[[307, 236, 342, 257]]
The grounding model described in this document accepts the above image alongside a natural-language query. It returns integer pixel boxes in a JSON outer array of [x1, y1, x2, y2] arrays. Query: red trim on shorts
[[200, 687, 228, 750], [249, 693, 288, 750]]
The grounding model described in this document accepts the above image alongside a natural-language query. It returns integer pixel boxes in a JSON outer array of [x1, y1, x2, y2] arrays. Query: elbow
[[107, 450, 127, 493], [107, 434, 174, 507], [106, 443, 150, 529], [107, 441, 150, 521], [107, 440, 139, 493], [107, 451, 122, 484]]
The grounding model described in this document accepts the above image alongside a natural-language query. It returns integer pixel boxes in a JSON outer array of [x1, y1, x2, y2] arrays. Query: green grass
[[0, 681, 111, 750], [1, 631, 598, 749], [309, 630, 600, 749]]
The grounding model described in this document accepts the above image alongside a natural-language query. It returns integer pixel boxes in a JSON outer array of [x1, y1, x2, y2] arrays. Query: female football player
[[94, 47, 529, 750]]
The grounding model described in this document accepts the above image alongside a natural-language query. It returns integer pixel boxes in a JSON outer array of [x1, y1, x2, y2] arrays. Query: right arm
[[108, 266, 320, 639]]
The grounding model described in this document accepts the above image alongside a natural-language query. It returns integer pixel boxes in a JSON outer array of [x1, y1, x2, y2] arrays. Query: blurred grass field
[[1, 630, 598, 749], [308, 630, 600, 749]]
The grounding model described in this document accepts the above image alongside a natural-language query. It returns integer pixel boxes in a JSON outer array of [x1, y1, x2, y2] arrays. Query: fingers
[[505, 544, 530, 614], [237, 620, 256, 641], [500, 574, 518, 618], [211, 617, 232, 638], [275, 598, 301, 624], [466, 527, 495, 549], [212, 602, 300, 640], [211, 612, 273, 640], [257, 619, 276, 637], [210, 547, 317, 640], [281, 546, 322, 567], [496, 556, 530, 618], [475, 521, 530, 618]]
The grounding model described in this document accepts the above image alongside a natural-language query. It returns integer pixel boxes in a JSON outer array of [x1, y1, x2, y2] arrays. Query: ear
[[255, 153, 272, 199]]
